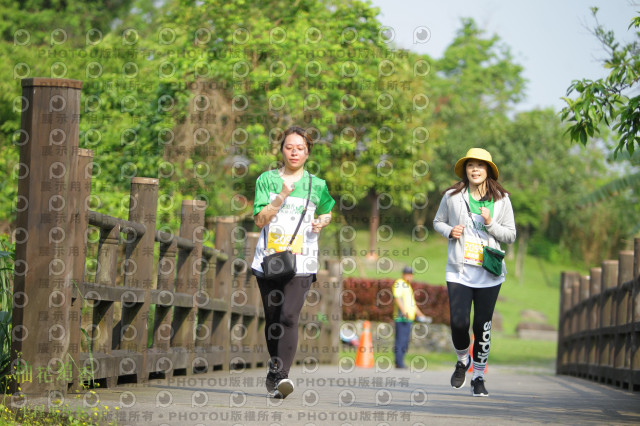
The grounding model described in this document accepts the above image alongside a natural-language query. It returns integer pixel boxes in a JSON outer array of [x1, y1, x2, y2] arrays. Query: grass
[[340, 334, 557, 371], [0, 389, 119, 425], [324, 226, 587, 367]]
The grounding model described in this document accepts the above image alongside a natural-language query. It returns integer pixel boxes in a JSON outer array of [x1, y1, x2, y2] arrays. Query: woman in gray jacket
[[433, 148, 516, 397]]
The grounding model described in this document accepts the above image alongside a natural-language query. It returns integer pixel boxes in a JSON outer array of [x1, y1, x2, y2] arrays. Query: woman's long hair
[[443, 160, 510, 201]]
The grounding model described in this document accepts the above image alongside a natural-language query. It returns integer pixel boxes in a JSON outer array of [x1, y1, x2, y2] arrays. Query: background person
[[433, 148, 516, 397], [251, 126, 335, 399], [393, 266, 429, 369]]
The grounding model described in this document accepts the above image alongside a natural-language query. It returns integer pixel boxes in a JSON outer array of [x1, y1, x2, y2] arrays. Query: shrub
[[342, 278, 450, 324]]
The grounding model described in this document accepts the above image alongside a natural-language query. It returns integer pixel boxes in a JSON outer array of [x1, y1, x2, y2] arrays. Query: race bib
[[464, 212, 490, 266], [267, 230, 304, 254], [464, 235, 484, 266]]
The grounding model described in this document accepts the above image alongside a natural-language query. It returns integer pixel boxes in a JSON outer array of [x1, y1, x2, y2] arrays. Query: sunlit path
[[21, 364, 640, 426]]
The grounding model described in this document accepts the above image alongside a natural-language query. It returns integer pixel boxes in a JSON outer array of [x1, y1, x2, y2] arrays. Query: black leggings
[[447, 282, 501, 364], [257, 275, 313, 378]]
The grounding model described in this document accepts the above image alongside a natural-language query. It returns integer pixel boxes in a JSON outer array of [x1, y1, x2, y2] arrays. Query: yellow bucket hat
[[454, 148, 499, 180]]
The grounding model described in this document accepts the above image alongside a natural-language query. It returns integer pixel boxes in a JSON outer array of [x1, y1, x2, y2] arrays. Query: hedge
[[342, 278, 450, 324]]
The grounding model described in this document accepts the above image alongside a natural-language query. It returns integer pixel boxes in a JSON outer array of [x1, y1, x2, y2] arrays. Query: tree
[[156, 0, 438, 258], [500, 109, 640, 268], [560, 7, 640, 254], [427, 18, 526, 225], [561, 8, 640, 158]]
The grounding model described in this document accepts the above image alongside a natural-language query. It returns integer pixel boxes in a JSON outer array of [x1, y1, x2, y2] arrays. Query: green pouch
[[482, 246, 505, 276]]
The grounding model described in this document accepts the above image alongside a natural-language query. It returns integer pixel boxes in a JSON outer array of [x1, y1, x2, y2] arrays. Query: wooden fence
[[10, 77, 341, 396], [556, 238, 640, 391]]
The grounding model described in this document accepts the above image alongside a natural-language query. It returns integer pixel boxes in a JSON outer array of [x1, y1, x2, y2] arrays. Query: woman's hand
[[480, 207, 492, 225], [281, 181, 295, 197], [312, 213, 332, 233], [449, 224, 465, 239]]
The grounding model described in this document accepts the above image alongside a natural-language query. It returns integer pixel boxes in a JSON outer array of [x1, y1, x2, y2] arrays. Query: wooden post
[[193, 245, 217, 372], [617, 251, 633, 328], [632, 238, 640, 391], [210, 217, 236, 371], [241, 232, 260, 368], [246, 233, 266, 366], [171, 200, 205, 374], [589, 268, 602, 330], [11, 78, 83, 395], [601, 260, 618, 329], [152, 234, 177, 377], [613, 251, 633, 387], [577, 275, 590, 371], [588, 267, 602, 376], [557, 270, 572, 372], [601, 260, 618, 383], [579, 275, 590, 333], [91, 224, 120, 387], [327, 259, 342, 365], [570, 273, 580, 336], [120, 177, 158, 384], [69, 149, 93, 390]]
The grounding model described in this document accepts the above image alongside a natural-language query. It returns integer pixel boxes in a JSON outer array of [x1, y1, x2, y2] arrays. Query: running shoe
[[273, 378, 294, 399], [450, 358, 471, 388], [266, 359, 279, 395], [470, 377, 489, 397]]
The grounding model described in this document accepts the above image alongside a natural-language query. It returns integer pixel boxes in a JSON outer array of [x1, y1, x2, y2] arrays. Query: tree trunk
[[515, 227, 529, 284], [367, 190, 379, 259]]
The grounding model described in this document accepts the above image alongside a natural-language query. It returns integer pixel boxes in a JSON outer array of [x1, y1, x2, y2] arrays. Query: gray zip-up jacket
[[433, 188, 516, 275]]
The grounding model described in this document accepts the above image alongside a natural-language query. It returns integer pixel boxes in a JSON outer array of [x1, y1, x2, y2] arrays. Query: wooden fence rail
[[10, 77, 341, 397], [556, 237, 640, 391]]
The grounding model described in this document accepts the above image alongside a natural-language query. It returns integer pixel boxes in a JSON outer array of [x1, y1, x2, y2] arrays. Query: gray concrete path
[[23, 363, 640, 425]]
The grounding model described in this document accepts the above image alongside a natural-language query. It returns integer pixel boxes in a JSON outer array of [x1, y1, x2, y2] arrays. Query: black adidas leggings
[[447, 282, 501, 364], [257, 275, 313, 378]]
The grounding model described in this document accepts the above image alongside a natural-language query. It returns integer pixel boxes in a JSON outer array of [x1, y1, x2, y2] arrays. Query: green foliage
[[561, 8, 640, 158], [428, 18, 525, 200], [0, 235, 13, 376], [0, 1, 636, 278], [0, 0, 442, 236], [0, 0, 138, 45]]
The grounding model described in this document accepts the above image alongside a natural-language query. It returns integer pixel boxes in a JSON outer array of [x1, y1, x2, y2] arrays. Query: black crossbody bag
[[463, 195, 505, 276], [261, 174, 312, 281]]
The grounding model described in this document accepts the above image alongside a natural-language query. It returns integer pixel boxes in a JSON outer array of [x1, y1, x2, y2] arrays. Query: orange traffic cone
[[355, 320, 374, 368], [468, 334, 488, 373]]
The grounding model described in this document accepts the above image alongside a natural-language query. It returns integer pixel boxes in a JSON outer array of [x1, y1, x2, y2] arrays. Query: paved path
[[23, 364, 640, 425]]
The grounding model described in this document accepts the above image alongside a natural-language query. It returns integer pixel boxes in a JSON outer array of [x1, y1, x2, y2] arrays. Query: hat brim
[[454, 157, 499, 180]]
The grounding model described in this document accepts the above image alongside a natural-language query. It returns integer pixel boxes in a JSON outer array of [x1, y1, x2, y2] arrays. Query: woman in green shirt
[[251, 126, 335, 399]]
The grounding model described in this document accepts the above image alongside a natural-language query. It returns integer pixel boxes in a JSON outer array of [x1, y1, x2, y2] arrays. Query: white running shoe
[[273, 378, 294, 399]]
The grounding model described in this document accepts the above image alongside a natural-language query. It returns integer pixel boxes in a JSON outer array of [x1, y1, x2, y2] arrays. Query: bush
[[342, 278, 450, 324]]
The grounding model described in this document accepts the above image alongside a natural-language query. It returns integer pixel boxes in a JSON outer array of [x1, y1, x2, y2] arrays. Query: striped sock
[[472, 361, 486, 380], [456, 348, 469, 365]]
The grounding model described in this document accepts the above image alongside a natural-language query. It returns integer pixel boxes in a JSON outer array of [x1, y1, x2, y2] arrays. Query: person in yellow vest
[[393, 266, 428, 369]]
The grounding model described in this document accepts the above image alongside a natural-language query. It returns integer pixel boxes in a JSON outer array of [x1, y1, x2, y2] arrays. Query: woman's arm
[[433, 193, 454, 239], [485, 196, 516, 244], [312, 212, 332, 233], [254, 181, 294, 228]]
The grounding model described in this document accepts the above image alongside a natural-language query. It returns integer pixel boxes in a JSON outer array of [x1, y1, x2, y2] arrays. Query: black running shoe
[[266, 359, 279, 395], [471, 377, 489, 397], [450, 358, 471, 388], [266, 371, 277, 394]]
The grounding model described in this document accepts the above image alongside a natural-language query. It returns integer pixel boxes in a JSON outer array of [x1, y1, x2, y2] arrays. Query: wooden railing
[[10, 78, 341, 397], [556, 238, 640, 391]]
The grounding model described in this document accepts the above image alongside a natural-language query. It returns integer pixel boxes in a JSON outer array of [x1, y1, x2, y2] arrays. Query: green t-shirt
[[468, 191, 494, 216], [251, 170, 335, 275]]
